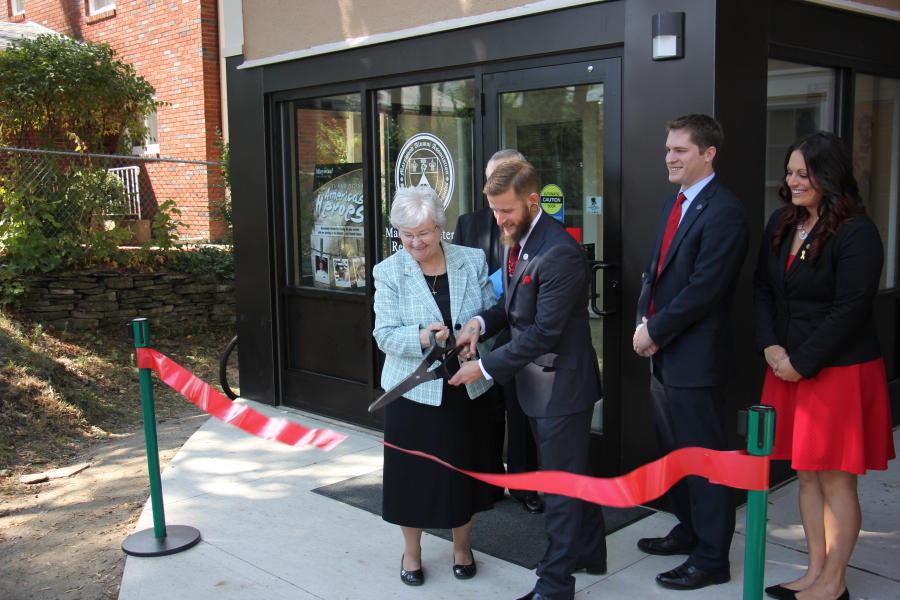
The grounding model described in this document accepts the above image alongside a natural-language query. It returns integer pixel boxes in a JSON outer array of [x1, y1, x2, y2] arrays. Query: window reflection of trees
[[293, 94, 363, 288], [376, 80, 475, 259]]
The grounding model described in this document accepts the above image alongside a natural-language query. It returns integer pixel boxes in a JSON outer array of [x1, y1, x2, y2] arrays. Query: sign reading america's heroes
[[310, 165, 365, 289]]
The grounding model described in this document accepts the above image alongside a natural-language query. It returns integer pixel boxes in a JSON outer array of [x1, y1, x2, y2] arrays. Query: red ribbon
[[137, 347, 770, 506], [136, 347, 347, 451], [384, 442, 769, 508]]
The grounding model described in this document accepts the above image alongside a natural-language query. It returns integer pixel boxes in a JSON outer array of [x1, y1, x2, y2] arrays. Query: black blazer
[[636, 178, 749, 388], [753, 208, 883, 378], [455, 207, 504, 274], [481, 214, 601, 417]]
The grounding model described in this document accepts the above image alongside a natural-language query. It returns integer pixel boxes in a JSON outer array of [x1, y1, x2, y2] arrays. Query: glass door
[[483, 59, 622, 473], [279, 93, 377, 426]]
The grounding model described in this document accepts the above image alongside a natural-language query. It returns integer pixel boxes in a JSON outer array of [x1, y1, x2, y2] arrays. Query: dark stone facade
[[22, 271, 235, 329]]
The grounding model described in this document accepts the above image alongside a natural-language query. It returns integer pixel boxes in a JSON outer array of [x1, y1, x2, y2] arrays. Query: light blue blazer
[[373, 243, 496, 406]]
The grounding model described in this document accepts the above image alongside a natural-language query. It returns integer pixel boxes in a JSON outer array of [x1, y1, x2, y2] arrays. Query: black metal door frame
[[270, 55, 625, 471]]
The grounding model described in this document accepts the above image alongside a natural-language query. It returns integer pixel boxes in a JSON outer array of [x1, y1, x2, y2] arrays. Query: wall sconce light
[[652, 12, 685, 61]]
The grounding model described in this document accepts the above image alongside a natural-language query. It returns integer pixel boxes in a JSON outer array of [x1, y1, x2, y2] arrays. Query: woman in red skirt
[[754, 131, 895, 600]]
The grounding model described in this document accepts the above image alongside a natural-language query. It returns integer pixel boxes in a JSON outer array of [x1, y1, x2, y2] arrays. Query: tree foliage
[[0, 34, 158, 152]]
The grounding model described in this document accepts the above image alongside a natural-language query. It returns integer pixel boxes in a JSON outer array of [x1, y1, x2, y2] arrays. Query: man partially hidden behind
[[632, 114, 749, 591], [450, 159, 606, 600], [454, 148, 543, 515]]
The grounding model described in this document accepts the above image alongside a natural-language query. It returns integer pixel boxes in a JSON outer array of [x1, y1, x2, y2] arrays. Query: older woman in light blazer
[[373, 185, 496, 588]]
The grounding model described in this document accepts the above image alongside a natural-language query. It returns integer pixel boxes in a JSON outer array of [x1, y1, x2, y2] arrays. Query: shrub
[[0, 161, 130, 273], [0, 35, 158, 152]]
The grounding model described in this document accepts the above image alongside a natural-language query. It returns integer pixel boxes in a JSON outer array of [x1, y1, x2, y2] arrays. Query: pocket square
[[522, 275, 533, 285]]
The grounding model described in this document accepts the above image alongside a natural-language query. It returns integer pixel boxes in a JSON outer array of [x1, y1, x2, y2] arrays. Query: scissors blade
[[368, 362, 440, 412], [367, 330, 464, 413]]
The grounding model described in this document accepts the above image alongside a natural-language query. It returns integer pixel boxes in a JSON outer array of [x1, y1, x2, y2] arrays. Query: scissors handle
[[368, 330, 462, 412]]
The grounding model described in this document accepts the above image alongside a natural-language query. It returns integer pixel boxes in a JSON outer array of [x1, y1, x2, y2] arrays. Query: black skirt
[[382, 381, 496, 529]]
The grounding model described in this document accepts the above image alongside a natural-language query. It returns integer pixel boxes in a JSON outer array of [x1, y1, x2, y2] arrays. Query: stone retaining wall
[[22, 270, 235, 329]]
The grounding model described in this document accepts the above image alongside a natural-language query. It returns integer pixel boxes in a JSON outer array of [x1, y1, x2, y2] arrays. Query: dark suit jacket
[[455, 207, 504, 273], [481, 213, 601, 418], [753, 208, 883, 378], [636, 178, 749, 388]]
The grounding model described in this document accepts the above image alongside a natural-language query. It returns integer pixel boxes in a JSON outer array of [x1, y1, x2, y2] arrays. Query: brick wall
[[4, 0, 224, 241]]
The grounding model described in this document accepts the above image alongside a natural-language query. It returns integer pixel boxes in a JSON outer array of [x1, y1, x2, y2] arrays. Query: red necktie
[[656, 192, 687, 277], [507, 243, 521, 279], [650, 192, 686, 315]]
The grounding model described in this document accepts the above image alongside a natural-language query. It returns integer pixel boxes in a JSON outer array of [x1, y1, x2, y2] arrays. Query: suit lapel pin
[[695, 204, 703, 210], [523, 253, 529, 261]]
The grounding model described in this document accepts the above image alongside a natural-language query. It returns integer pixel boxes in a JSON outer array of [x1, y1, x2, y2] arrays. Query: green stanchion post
[[122, 317, 201, 557], [743, 405, 775, 600], [133, 318, 167, 538]]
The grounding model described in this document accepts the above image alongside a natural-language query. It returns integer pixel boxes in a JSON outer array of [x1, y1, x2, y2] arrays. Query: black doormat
[[312, 469, 652, 570]]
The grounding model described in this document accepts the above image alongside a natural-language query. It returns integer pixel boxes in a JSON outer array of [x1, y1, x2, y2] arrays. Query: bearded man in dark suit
[[450, 159, 606, 600], [454, 148, 543, 515]]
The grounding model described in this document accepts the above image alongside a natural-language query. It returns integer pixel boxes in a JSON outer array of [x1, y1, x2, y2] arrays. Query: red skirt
[[760, 357, 895, 474]]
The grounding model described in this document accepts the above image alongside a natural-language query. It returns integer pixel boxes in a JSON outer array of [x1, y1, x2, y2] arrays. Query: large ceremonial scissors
[[367, 330, 462, 412]]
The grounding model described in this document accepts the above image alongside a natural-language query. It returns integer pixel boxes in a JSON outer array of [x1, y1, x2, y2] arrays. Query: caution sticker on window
[[540, 184, 564, 222]]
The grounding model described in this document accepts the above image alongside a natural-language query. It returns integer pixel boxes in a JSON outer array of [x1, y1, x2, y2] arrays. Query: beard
[[500, 208, 535, 247]]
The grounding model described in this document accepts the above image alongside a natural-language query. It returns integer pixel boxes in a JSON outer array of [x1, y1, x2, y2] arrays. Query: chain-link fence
[[0, 146, 228, 244]]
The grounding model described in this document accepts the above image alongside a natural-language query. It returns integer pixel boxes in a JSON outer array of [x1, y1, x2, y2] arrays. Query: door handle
[[589, 261, 618, 317]]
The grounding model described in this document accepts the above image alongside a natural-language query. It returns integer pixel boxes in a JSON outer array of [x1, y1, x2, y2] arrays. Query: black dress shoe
[[452, 550, 477, 580], [765, 583, 801, 599], [400, 554, 424, 586], [656, 562, 730, 590], [514, 492, 545, 514], [514, 592, 551, 600], [637, 533, 695, 556]]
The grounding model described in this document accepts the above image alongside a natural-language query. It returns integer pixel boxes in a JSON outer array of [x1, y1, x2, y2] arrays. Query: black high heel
[[400, 554, 424, 586], [765, 584, 849, 600], [765, 583, 800, 599], [452, 549, 477, 580]]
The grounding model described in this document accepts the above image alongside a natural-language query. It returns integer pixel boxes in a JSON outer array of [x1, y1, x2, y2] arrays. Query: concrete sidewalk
[[119, 401, 900, 599]]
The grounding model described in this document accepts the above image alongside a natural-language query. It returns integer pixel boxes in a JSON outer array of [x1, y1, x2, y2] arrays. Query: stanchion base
[[122, 525, 201, 557]]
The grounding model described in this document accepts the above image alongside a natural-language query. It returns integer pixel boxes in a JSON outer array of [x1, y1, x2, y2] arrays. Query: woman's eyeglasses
[[398, 226, 439, 242]]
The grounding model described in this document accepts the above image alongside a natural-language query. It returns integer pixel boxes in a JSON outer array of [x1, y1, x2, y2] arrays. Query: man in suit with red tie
[[450, 159, 606, 600], [454, 149, 543, 515], [632, 114, 749, 591]]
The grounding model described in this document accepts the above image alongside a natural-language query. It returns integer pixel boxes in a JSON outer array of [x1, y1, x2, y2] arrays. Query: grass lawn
[[0, 311, 237, 488]]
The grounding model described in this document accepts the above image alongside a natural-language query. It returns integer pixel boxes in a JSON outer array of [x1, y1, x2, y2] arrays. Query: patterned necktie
[[507, 243, 521, 279], [656, 192, 687, 277], [650, 192, 687, 315]]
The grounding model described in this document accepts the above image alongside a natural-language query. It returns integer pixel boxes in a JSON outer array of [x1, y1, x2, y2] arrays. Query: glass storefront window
[[291, 94, 364, 291], [765, 60, 836, 217], [496, 83, 607, 433], [498, 85, 605, 251], [853, 73, 900, 289], [376, 80, 475, 259]]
